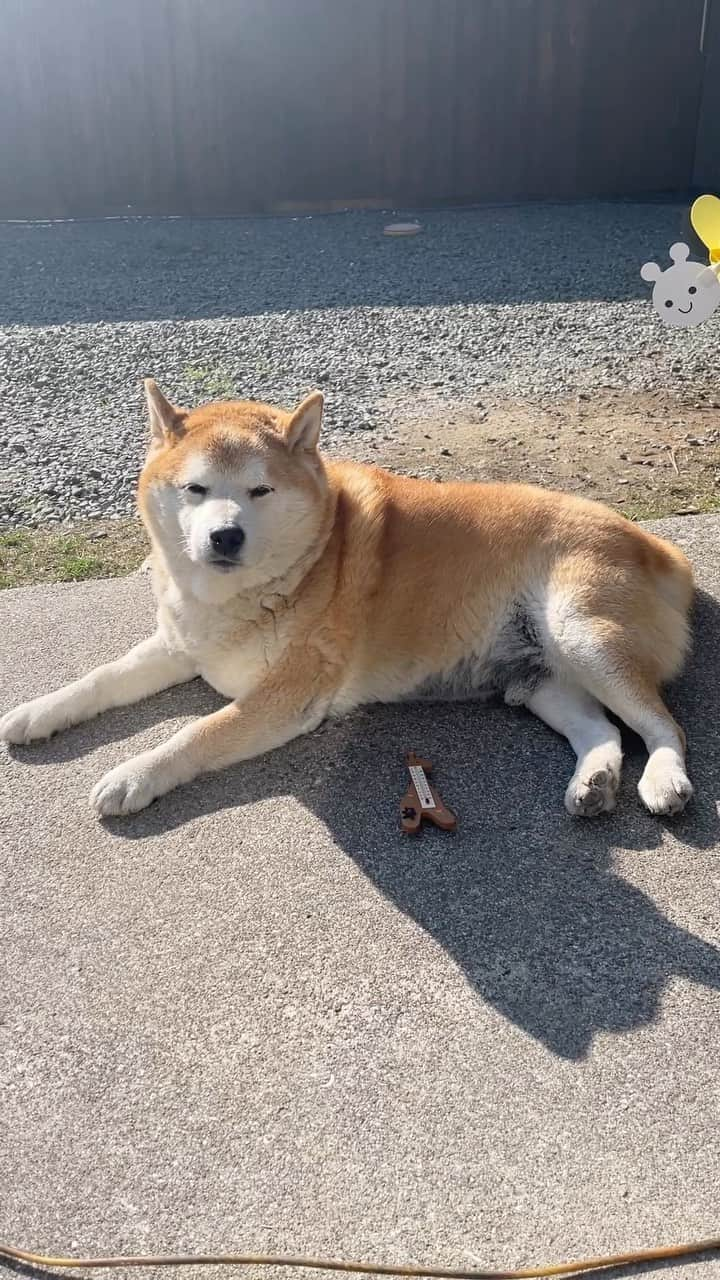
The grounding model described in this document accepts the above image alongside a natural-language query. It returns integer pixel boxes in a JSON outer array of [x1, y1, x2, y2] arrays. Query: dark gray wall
[[694, 0, 720, 190], [0, 0, 710, 220]]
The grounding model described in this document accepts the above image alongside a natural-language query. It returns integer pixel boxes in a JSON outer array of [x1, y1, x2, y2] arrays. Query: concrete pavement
[[2, 516, 720, 1280]]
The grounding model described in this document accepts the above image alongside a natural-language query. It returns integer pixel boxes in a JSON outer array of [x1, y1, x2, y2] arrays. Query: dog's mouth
[[208, 557, 242, 573]]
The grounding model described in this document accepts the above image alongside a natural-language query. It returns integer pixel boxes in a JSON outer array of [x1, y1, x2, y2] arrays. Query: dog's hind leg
[[524, 676, 623, 817], [582, 675, 691, 817], [542, 596, 692, 817], [0, 633, 196, 745]]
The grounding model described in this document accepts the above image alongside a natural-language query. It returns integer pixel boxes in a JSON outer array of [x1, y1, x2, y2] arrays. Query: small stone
[[440, 448, 452, 456]]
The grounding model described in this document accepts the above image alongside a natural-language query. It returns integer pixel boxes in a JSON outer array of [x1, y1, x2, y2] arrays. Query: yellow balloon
[[690, 194, 720, 264]]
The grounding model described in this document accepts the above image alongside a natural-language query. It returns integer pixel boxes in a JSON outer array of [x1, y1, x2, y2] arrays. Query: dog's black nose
[[210, 526, 245, 557]]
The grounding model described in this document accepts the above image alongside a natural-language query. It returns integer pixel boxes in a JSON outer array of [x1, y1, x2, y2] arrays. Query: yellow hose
[[1, 1235, 719, 1279]]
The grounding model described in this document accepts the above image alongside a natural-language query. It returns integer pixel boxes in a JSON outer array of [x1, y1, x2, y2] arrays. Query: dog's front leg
[[89, 668, 330, 817], [0, 633, 197, 745]]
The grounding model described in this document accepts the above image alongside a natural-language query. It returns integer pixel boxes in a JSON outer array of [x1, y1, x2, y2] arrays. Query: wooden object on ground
[[400, 751, 457, 835]]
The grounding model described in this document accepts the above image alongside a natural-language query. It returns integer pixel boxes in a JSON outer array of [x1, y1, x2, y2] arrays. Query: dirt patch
[[337, 388, 720, 520]]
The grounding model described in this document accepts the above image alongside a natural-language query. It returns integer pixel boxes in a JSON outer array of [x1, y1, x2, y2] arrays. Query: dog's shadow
[[13, 593, 720, 1061]]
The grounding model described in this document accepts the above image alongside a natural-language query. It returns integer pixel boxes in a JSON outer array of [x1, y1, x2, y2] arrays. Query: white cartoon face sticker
[[641, 243, 720, 328]]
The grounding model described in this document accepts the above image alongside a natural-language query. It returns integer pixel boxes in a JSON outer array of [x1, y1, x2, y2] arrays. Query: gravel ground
[[0, 201, 718, 527]]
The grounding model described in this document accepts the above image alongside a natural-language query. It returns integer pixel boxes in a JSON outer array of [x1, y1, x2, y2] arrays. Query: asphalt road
[[2, 515, 720, 1280]]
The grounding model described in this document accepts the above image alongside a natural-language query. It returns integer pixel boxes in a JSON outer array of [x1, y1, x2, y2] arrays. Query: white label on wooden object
[[409, 764, 434, 809]]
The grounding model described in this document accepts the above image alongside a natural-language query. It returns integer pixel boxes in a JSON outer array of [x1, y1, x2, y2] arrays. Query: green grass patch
[[183, 364, 237, 400], [0, 521, 148, 589], [622, 491, 720, 522]]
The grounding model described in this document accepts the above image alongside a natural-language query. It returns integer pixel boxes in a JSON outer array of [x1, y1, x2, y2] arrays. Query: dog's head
[[138, 380, 329, 601]]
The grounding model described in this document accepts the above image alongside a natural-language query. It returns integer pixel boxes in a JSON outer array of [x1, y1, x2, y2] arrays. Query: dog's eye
[[185, 483, 208, 497], [249, 485, 274, 498]]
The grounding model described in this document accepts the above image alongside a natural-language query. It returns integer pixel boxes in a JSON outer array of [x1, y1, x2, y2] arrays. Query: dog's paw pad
[[565, 766, 618, 818], [638, 766, 693, 817]]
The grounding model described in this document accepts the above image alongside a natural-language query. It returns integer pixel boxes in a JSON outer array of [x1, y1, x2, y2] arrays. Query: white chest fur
[[156, 577, 288, 702]]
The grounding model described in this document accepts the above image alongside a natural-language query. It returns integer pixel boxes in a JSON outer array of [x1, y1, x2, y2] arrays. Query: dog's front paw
[[0, 694, 70, 745], [90, 755, 170, 816]]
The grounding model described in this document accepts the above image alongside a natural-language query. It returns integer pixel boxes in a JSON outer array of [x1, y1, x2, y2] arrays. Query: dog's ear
[[284, 391, 324, 454], [144, 379, 186, 443]]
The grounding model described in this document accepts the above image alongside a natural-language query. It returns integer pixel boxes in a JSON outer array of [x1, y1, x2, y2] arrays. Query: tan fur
[[0, 387, 695, 820]]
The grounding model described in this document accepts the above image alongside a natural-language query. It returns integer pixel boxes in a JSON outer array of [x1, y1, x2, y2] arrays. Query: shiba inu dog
[[0, 381, 694, 820]]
